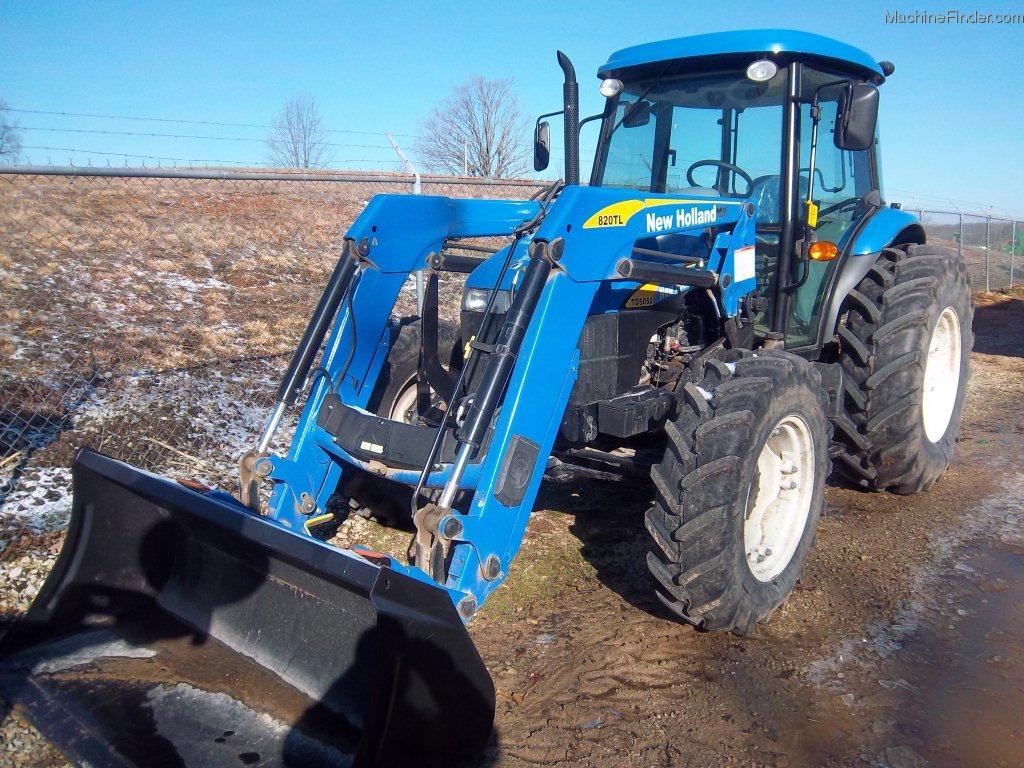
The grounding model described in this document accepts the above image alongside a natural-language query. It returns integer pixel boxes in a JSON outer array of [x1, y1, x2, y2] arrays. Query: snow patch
[[146, 683, 352, 768], [806, 472, 1024, 687]]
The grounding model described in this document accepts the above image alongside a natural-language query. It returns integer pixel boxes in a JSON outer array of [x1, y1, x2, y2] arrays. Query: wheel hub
[[922, 306, 962, 443], [390, 378, 422, 424], [389, 377, 447, 425], [744, 414, 816, 582]]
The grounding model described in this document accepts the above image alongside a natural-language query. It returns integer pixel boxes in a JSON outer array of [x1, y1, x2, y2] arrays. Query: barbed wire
[[5, 107, 1021, 218], [887, 186, 1024, 219], [19, 146, 409, 168]]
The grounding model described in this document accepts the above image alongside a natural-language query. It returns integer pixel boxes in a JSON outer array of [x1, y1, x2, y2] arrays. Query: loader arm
[[261, 185, 757, 615]]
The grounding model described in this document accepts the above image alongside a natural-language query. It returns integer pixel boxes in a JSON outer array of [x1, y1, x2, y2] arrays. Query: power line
[[20, 125, 397, 150], [5, 107, 425, 139]]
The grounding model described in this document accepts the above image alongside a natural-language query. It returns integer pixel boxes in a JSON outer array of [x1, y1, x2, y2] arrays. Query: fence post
[[958, 213, 963, 262], [385, 133, 425, 311], [985, 216, 991, 292], [1012, 220, 1017, 289]]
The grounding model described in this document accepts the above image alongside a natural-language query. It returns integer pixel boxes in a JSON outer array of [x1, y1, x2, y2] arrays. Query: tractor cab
[[536, 30, 889, 349]]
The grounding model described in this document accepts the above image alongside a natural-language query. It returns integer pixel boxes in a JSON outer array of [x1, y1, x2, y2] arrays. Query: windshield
[[594, 67, 788, 219]]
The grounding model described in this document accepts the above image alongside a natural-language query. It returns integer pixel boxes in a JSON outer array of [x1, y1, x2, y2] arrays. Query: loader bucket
[[0, 450, 494, 768]]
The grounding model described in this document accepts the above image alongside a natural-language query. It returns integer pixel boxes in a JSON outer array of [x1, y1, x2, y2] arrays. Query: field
[[1, 172, 1023, 767], [0, 172, 522, 560]]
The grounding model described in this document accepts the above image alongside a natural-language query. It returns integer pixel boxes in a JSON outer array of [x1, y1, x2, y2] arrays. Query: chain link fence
[[0, 166, 1020, 552], [913, 209, 1019, 292]]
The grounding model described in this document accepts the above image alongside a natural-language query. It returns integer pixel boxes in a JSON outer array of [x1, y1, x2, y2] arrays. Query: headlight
[[462, 288, 512, 314]]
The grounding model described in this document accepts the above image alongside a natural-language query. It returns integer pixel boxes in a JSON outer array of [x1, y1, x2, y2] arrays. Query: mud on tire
[[832, 245, 974, 493], [645, 351, 831, 635]]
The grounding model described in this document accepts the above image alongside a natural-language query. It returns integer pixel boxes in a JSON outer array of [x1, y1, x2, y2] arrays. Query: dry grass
[[1, 174, 535, 382], [0, 173, 539, 550]]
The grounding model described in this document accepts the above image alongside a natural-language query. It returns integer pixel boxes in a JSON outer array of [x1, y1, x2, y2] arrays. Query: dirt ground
[[2, 288, 1024, 768], [466, 288, 1024, 768]]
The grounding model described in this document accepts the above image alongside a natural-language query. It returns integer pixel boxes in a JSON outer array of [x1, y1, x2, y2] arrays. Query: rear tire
[[832, 245, 974, 493], [646, 351, 830, 635]]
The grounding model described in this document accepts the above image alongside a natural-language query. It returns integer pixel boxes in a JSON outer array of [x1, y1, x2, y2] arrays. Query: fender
[[813, 205, 925, 348]]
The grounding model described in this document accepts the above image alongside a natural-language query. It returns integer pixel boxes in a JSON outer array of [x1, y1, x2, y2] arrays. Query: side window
[[787, 75, 875, 348], [601, 97, 658, 191], [734, 105, 785, 225], [798, 97, 871, 244], [733, 106, 786, 183]]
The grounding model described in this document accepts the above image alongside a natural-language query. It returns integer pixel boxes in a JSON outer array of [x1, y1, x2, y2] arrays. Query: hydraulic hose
[[256, 241, 356, 452], [276, 241, 356, 407], [410, 181, 563, 517], [457, 250, 552, 449]]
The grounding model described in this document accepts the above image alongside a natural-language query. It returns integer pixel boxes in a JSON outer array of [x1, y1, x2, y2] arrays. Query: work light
[[746, 59, 778, 82]]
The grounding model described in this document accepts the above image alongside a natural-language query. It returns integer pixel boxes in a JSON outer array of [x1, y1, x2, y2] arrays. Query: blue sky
[[1, 0, 1022, 216]]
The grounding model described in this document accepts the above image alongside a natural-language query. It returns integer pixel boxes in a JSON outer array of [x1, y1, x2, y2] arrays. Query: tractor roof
[[599, 29, 884, 82]]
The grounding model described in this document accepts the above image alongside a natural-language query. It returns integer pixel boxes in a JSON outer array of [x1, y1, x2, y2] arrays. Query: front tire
[[366, 317, 460, 423], [646, 351, 830, 634], [833, 245, 974, 493], [346, 317, 459, 527]]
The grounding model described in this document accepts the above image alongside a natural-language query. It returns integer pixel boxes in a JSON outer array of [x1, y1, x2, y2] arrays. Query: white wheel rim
[[744, 414, 816, 582], [389, 378, 420, 424], [922, 306, 962, 443]]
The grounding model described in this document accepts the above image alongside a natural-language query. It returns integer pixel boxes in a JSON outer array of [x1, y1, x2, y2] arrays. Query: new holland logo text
[[581, 198, 738, 229], [645, 205, 717, 233]]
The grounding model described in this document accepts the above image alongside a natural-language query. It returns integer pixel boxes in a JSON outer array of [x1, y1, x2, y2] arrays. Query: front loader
[[1, 30, 973, 767]]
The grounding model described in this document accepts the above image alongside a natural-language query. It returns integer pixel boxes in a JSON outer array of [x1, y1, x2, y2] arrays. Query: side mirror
[[622, 101, 652, 128], [533, 121, 551, 172], [834, 83, 879, 151]]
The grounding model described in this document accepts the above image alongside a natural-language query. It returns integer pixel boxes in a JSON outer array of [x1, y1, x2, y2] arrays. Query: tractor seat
[[750, 175, 811, 226]]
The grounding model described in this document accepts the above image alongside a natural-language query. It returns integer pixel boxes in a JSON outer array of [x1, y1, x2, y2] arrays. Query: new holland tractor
[[1, 29, 973, 768]]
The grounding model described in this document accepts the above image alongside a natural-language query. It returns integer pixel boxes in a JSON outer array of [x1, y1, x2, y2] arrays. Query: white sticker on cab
[[733, 245, 756, 283]]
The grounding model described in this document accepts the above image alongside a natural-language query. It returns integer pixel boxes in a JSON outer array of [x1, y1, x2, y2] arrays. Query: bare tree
[[416, 77, 529, 179], [0, 99, 22, 163], [265, 94, 332, 168]]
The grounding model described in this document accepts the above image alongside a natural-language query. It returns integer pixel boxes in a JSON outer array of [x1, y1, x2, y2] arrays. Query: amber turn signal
[[808, 241, 838, 261]]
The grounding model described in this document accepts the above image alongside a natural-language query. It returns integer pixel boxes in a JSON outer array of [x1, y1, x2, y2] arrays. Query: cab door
[[786, 75, 876, 348]]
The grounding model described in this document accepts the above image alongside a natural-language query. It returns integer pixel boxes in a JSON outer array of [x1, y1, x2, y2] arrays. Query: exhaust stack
[[557, 51, 579, 185]]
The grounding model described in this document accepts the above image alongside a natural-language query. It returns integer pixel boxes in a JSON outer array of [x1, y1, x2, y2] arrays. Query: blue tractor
[[1, 30, 973, 767]]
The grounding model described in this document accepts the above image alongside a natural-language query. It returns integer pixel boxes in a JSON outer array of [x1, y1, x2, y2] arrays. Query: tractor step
[[596, 387, 675, 438], [0, 450, 494, 768]]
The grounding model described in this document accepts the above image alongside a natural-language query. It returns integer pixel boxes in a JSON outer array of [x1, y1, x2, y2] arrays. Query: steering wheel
[[817, 197, 862, 219], [686, 160, 754, 196]]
